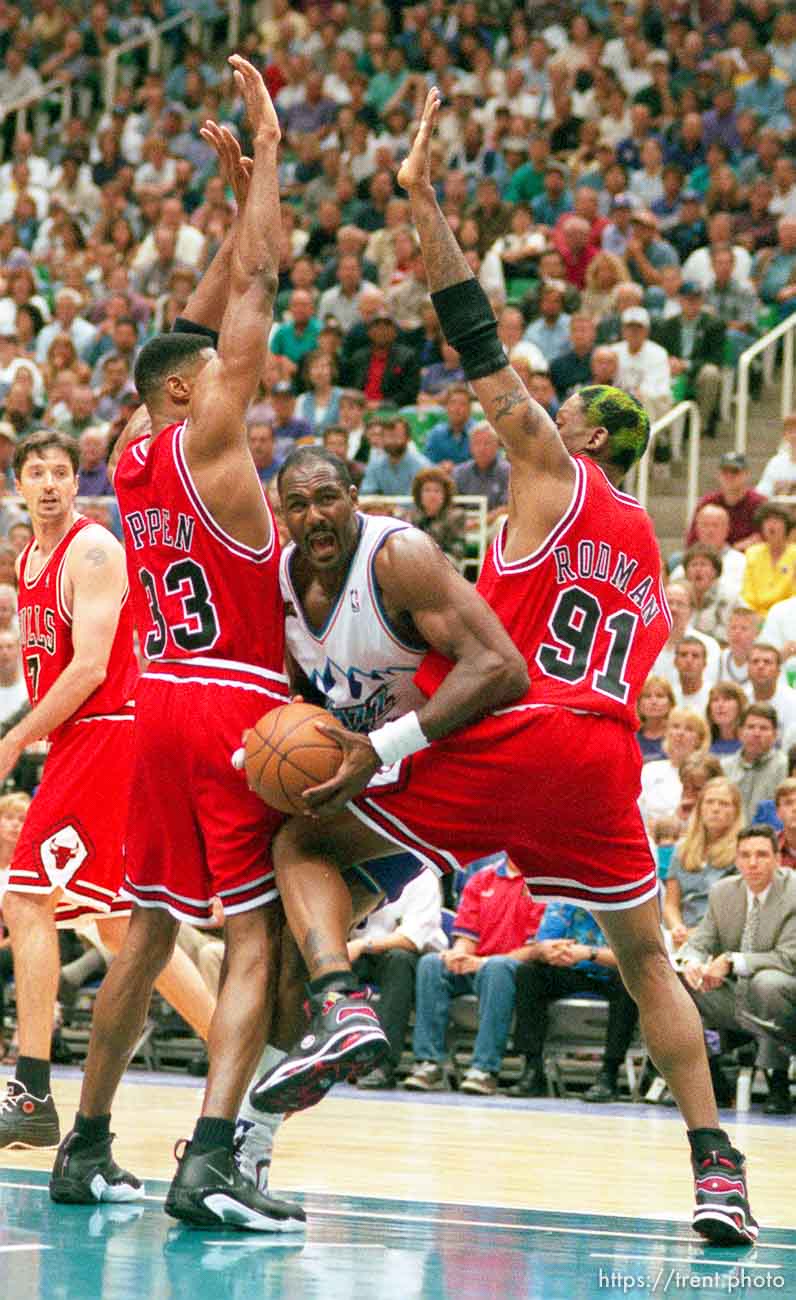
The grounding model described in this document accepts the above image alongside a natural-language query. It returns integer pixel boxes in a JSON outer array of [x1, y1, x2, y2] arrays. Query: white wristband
[[369, 711, 430, 767]]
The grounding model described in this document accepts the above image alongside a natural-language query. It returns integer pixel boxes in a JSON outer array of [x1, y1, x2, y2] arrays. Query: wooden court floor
[[1, 1067, 794, 1299]]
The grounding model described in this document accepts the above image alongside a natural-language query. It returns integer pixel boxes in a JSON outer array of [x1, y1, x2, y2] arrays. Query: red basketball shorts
[[352, 704, 658, 912], [7, 713, 135, 928], [121, 661, 288, 926]]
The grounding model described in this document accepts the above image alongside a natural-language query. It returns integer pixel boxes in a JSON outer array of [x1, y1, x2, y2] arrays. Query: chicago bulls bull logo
[[40, 824, 90, 887]]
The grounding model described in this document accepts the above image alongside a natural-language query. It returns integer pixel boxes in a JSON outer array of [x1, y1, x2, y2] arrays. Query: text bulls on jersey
[[19, 604, 56, 653], [125, 509, 195, 552], [552, 542, 661, 627]]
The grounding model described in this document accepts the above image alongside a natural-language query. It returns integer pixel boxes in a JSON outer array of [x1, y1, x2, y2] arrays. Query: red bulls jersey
[[17, 515, 138, 742], [418, 457, 670, 729], [115, 421, 286, 680]]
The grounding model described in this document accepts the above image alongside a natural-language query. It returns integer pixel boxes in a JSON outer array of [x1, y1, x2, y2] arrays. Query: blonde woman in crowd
[[580, 253, 630, 322], [663, 777, 742, 949], [639, 708, 710, 834]]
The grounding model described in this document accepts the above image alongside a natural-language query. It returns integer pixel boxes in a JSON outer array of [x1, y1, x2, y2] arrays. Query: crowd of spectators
[[1, 0, 796, 1109]]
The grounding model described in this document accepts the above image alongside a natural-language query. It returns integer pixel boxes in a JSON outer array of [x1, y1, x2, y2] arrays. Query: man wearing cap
[[625, 210, 679, 288], [270, 383, 314, 452], [610, 306, 673, 422], [344, 310, 420, 408], [653, 282, 725, 435], [601, 193, 635, 257], [686, 455, 766, 551]]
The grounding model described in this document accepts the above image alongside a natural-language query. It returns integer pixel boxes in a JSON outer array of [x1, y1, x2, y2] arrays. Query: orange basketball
[[244, 701, 343, 814]]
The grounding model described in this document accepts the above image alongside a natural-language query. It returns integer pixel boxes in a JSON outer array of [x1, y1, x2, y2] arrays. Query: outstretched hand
[[199, 120, 253, 209], [301, 723, 381, 818], [228, 54, 280, 142], [397, 86, 441, 191]]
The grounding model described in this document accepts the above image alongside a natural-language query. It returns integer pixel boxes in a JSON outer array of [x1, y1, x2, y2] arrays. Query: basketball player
[[49, 58, 304, 1232], [251, 91, 757, 1246], [0, 431, 215, 1151], [232, 442, 528, 1186]]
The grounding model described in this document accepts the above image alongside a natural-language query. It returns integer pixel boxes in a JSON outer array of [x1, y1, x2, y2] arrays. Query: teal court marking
[[2, 1169, 795, 1300]]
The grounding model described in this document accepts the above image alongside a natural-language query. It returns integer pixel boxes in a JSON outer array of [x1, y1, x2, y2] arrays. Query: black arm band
[[430, 278, 508, 381], [172, 316, 219, 348]]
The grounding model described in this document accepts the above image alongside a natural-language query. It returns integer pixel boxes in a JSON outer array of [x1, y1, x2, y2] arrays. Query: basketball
[[244, 701, 343, 814]]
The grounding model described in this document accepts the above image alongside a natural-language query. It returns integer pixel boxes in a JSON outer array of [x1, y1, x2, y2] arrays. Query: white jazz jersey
[[280, 513, 428, 731]]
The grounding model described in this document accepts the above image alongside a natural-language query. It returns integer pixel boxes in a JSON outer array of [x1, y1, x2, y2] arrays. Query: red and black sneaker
[[692, 1147, 759, 1246], [249, 989, 389, 1114]]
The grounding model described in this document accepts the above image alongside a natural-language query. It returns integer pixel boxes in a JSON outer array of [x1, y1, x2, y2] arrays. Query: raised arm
[[0, 527, 127, 779], [397, 90, 571, 483], [186, 56, 282, 463], [178, 122, 253, 338], [304, 527, 528, 815]]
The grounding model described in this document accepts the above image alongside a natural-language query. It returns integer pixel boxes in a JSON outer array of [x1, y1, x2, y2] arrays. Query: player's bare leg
[[3, 890, 60, 1059], [595, 900, 758, 1245], [249, 813, 398, 1113], [96, 914, 215, 1040], [78, 906, 180, 1117], [0, 890, 62, 1148], [201, 905, 279, 1119]]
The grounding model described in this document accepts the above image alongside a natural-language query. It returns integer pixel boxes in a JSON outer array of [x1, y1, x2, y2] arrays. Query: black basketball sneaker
[[164, 1140, 306, 1231], [692, 1146, 759, 1245], [249, 989, 389, 1114], [50, 1129, 143, 1203], [0, 1079, 60, 1149]]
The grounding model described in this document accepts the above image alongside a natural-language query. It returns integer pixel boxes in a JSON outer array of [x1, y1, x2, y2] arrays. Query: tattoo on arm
[[411, 187, 475, 295], [85, 546, 108, 568], [491, 389, 528, 425]]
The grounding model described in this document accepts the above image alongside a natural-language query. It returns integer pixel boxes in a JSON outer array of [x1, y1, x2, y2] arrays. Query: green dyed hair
[[577, 385, 650, 473]]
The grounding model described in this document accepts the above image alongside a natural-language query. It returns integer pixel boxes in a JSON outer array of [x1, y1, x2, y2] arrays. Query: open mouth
[[308, 531, 337, 557]]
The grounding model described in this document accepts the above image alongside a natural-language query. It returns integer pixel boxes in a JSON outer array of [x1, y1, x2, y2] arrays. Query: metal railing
[[102, 10, 203, 107], [735, 312, 796, 454], [634, 401, 701, 531], [0, 6, 232, 152], [0, 76, 78, 148], [357, 494, 489, 577]]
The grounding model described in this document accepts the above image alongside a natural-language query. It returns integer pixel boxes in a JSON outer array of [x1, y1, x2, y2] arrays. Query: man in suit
[[652, 281, 726, 435], [342, 311, 421, 409], [680, 825, 796, 1114]]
